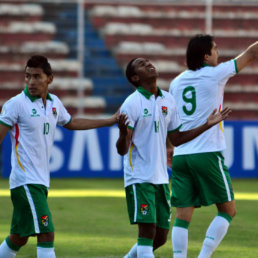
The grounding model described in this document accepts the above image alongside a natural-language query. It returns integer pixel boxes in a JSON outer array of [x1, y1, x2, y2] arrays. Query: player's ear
[[204, 53, 210, 62], [47, 74, 53, 85], [131, 75, 139, 83]]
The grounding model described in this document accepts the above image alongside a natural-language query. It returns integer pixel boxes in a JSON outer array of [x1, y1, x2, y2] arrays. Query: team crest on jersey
[[30, 108, 40, 117], [52, 107, 57, 117], [41, 215, 49, 227], [140, 204, 149, 215], [161, 106, 168, 115]]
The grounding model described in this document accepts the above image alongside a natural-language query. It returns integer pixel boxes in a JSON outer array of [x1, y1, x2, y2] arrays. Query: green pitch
[[0, 178, 258, 257]]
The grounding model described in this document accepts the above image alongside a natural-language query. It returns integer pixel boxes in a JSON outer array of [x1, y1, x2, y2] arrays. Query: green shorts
[[125, 183, 171, 229], [10, 184, 54, 237], [171, 152, 234, 207]]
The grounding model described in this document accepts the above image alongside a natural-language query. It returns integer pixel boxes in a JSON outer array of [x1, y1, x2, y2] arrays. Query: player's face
[[25, 67, 53, 98], [205, 41, 219, 67], [132, 58, 159, 82]]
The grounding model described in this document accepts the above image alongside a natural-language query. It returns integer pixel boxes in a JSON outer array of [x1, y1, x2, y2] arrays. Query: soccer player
[[169, 34, 258, 258], [0, 55, 119, 258], [116, 57, 231, 258]]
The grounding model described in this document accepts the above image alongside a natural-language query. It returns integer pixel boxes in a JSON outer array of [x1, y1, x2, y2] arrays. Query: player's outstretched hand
[[207, 107, 232, 127], [118, 113, 129, 135]]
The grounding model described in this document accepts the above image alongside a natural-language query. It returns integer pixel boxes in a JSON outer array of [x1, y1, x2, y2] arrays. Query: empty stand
[[0, 2, 107, 116], [1, 1, 257, 119], [85, 2, 258, 120], [41, 2, 133, 113]]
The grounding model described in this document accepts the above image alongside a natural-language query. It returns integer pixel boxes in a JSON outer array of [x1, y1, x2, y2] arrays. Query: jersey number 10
[[43, 122, 50, 135]]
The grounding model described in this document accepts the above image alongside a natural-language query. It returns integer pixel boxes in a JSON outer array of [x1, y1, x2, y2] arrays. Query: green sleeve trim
[[137, 237, 153, 247], [6, 236, 21, 251], [37, 242, 54, 248], [174, 218, 190, 229], [0, 120, 12, 128], [64, 116, 72, 126], [218, 212, 232, 223], [234, 59, 238, 74], [128, 125, 134, 130], [168, 124, 182, 134]]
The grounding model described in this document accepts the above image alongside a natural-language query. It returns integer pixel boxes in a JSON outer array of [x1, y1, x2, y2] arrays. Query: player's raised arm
[[168, 107, 231, 147], [235, 41, 258, 72]]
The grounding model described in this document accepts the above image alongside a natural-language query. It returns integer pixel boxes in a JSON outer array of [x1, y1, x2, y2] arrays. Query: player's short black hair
[[25, 55, 52, 76], [186, 34, 214, 71], [125, 58, 139, 88]]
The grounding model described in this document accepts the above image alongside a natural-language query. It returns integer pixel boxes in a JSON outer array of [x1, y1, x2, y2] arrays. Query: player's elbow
[[169, 138, 181, 147], [116, 144, 128, 156], [117, 149, 126, 156], [248, 41, 258, 61]]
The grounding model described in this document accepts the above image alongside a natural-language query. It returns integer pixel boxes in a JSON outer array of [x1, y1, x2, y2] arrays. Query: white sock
[[0, 239, 17, 258], [137, 245, 154, 258], [198, 215, 230, 258], [124, 243, 137, 258], [37, 247, 56, 258], [172, 226, 188, 258]]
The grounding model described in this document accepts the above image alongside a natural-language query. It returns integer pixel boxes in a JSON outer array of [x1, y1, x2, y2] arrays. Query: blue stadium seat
[[42, 2, 133, 113]]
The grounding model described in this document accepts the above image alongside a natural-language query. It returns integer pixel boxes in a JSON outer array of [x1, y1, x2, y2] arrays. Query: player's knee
[[231, 208, 237, 218], [37, 232, 55, 243], [158, 233, 168, 247], [227, 205, 237, 218], [138, 223, 156, 239], [9, 234, 29, 247], [153, 228, 169, 250]]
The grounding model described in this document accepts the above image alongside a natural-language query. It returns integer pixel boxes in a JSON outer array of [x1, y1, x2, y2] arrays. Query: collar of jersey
[[24, 86, 53, 102], [203, 62, 211, 67], [137, 86, 163, 99]]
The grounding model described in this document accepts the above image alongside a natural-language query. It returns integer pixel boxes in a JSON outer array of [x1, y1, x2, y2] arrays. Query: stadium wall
[[1, 121, 258, 179]]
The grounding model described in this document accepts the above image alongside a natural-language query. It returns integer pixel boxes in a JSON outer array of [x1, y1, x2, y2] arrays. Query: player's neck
[[141, 81, 158, 97]]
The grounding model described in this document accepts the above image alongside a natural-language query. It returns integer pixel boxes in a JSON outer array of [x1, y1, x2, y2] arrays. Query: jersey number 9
[[182, 86, 196, 116]]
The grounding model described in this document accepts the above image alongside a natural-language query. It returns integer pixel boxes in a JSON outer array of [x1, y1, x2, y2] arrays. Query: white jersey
[[121, 87, 181, 187], [169, 59, 237, 156], [0, 87, 71, 189]]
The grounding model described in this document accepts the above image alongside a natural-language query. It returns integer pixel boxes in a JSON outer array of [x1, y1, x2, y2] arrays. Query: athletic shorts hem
[[171, 198, 235, 208], [10, 230, 55, 238]]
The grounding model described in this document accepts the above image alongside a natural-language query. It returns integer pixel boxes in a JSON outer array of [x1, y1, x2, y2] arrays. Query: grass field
[[1, 178, 258, 258]]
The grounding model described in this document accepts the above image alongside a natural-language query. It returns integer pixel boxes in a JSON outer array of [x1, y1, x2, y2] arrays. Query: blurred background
[[0, 0, 257, 179]]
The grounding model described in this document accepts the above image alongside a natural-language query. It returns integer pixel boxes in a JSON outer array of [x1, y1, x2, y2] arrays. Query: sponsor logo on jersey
[[143, 108, 152, 118], [140, 204, 149, 215], [30, 108, 40, 117], [41, 215, 49, 227], [161, 106, 168, 115], [52, 107, 57, 117]]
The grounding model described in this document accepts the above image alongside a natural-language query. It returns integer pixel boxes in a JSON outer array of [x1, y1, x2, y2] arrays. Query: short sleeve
[[169, 79, 175, 97], [56, 98, 72, 126], [212, 59, 237, 86], [167, 95, 182, 133], [0, 98, 19, 128], [120, 95, 139, 130]]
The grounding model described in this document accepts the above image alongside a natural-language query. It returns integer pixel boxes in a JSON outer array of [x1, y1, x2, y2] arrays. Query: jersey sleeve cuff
[[168, 124, 182, 134], [233, 59, 238, 74], [64, 116, 72, 126], [0, 120, 12, 128], [128, 125, 134, 130]]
